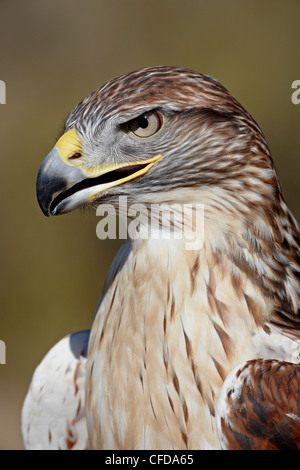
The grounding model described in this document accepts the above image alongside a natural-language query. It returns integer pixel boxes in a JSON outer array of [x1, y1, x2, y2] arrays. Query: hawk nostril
[[68, 152, 82, 160]]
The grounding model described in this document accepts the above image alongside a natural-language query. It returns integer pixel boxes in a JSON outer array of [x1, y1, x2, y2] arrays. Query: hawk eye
[[127, 111, 163, 138]]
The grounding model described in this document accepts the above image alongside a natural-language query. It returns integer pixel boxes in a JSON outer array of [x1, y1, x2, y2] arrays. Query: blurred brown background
[[0, 0, 299, 449]]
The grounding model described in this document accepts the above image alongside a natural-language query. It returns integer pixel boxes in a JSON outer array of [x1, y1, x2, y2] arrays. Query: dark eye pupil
[[139, 116, 148, 129]]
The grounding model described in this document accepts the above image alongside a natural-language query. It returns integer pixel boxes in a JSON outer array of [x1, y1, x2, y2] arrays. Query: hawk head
[[36, 66, 278, 218]]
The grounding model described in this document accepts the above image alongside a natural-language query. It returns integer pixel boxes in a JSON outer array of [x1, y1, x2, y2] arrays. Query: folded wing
[[217, 359, 300, 450], [22, 330, 90, 450]]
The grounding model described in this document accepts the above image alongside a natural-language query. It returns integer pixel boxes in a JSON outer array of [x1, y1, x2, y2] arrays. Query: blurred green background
[[0, 0, 299, 449]]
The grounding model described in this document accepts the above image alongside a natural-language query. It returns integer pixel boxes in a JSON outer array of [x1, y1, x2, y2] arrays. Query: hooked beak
[[36, 129, 163, 216]]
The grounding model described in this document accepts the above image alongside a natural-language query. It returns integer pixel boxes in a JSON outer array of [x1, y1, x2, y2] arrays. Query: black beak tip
[[36, 178, 51, 217]]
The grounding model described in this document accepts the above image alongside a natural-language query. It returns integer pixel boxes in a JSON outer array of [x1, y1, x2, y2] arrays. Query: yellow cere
[[55, 129, 83, 166]]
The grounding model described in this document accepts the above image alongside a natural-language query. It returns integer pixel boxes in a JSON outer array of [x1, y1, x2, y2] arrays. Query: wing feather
[[22, 330, 90, 450], [216, 359, 300, 450]]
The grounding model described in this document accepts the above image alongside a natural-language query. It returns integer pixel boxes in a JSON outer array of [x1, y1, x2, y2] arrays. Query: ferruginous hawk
[[22, 66, 300, 450]]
